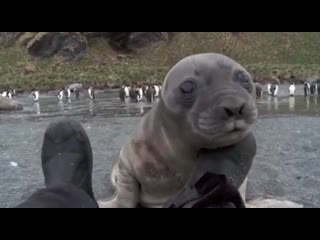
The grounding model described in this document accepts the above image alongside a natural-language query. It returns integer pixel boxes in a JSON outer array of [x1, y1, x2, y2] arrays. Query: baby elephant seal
[[99, 53, 258, 208]]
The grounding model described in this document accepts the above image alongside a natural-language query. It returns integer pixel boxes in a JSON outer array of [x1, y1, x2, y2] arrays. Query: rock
[[10, 162, 18, 167], [255, 82, 264, 98], [0, 32, 23, 46], [47, 90, 59, 96], [305, 75, 318, 83], [83, 32, 107, 38], [126, 32, 169, 50], [27, 32, 88, 60], [59, 33, 88, 60], [17, 32, 37, 47], [102, 32, 169, 50], [15, 89, 25, 95], [246, 198, 303, 208], [0, 32, 170, 59], [69, 83, 83, 91], [0, 96, 23, 111], [27, 32, 61, 58], [271, 76, 281, 84]]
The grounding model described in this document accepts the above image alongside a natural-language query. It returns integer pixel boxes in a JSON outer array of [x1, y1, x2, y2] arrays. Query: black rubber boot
[[163, 133, 257, 208], [163, 173, 246, 208], [15, 184, 98, 208], [41, 119, 95, 200]]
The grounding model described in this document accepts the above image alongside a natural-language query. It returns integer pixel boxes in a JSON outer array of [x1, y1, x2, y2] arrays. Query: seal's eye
[[234, 71, 252, 92], [180, 81, 196, 94], [178, 79, 198, 106]]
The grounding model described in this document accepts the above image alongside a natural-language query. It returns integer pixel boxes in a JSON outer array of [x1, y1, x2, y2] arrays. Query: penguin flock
[[262, 83, 296, 97], [256, 81, 320, 98], [4, 83, 161, 104], [119, 84, 162, 103], [304, 81, 320, 96], [1, 89, 17, 99], [267, 83, 280, 96], [30, 86, 95, 103], [57, 86, 84, 102], [4, 81, 320, 104]]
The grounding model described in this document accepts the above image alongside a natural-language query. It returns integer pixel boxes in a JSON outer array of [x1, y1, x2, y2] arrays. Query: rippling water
[[0, 91, 319, 208]]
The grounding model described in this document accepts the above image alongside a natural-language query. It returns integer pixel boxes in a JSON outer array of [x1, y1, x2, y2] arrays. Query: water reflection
[[89, 100, 94, 114], [267, 96, 279, 111], [274, 98, 279, 111], [305, 96, 310, 110], [4, 91, 320, 123], [58, 101, 65, 112], [33, 102, 41, 115], [289, 97, 295, 112], [140, 102, 146, 115], [313, 95, 318, 105], [259, 95, 320, 115], [26, 93, 320, 119], [67, 99, 72, 112], [7, 92, 154, 121], [267, 96, 272, 111]]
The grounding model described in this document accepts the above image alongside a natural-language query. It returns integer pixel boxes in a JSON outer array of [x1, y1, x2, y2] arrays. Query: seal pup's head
[[160, 53, 257, 149]]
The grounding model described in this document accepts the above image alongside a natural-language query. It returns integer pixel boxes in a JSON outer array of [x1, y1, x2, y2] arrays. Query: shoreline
[[15, 83, 309, 97], [0, 75, 316, 93]]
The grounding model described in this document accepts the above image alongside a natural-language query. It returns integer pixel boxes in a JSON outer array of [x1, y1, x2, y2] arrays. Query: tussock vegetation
[[1, 32, 320, 91]]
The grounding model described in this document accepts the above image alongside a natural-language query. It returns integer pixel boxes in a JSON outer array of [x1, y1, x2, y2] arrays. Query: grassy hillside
[[1, 32, 320, 91]]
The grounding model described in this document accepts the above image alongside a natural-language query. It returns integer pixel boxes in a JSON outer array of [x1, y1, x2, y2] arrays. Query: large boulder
[[47, 90, 59, 96], [305, 75, 319, 83], [102, 32, 169, 50], [255, 82, 264, 98], [0, 32, 171, 58], [69, 83, 83, 91], [17, 32, 38, 47], [126, 32, 169, 49], [27, 32, 88, 60], [0, 96, 23, 111]]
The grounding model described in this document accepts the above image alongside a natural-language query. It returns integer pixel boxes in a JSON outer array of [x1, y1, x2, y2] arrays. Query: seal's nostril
[[224, 108, 234, 117], [239, 104, 245, 115], [223, 103, 246, 118]]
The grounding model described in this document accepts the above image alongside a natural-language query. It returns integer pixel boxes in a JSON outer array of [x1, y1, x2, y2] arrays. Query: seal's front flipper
[[192, 133, 256, 189], [99, 160, 140, 208]]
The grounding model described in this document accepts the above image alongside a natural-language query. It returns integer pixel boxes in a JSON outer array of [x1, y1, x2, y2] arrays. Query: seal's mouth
[[191, 107, 257, 148], [195, 115, 255, 136], [225, 119, 248, 133]]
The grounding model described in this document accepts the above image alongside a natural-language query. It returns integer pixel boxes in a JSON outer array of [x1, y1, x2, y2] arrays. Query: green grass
[[1, 32, 320, 91]]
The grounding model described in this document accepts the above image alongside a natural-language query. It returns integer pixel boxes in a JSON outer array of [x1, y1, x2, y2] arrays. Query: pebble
[[10, 162, 18, 167]]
